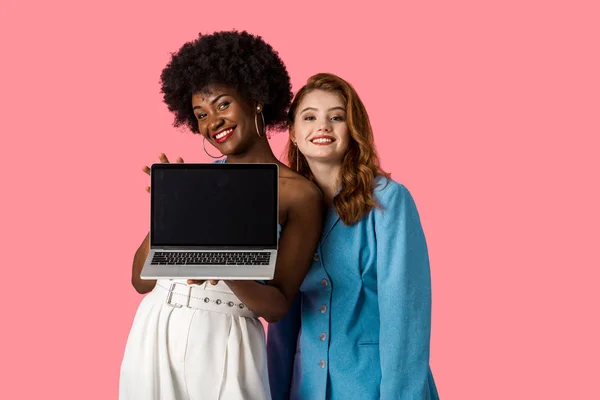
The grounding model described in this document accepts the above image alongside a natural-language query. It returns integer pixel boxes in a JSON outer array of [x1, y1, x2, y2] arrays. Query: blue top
[[267, 176, 439, 400]]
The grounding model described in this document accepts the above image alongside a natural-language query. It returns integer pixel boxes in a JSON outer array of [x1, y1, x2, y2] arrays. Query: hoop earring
[[294, 141, 299, 171], [255, 111, 265, 138], [202, 136, 223, 159]]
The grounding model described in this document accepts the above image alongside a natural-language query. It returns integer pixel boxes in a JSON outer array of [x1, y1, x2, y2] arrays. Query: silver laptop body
[[140, 163, 278, 280]]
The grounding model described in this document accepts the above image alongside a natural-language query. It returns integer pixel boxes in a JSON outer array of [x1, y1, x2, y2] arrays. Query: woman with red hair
[[267, 73, 440, 400]]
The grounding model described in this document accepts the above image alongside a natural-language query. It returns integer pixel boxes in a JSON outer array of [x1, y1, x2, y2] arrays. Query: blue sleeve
[[266, 293, 301, 400], [375, 183, 436, 400]]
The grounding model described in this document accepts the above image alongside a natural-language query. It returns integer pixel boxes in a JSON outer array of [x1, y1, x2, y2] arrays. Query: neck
[[225, 139, 280, 164], [306, 159, 342, 206]]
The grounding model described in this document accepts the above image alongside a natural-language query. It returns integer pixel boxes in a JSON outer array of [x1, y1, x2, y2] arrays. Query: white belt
[[154, 281, 258, 318]]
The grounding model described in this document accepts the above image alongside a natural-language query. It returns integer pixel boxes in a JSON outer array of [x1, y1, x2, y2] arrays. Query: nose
[[208, 114, 225, 136], [318, 120, 331, 132]]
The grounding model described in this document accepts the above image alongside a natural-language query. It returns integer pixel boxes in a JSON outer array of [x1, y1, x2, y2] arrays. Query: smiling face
[[291, 89, 350, 165], [192, 83, 263, 156]]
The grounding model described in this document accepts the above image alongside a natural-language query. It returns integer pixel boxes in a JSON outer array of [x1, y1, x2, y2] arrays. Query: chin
[[307, 153, 344, 164], [222, 145, 248, 157], [217, 139, 243, 154]]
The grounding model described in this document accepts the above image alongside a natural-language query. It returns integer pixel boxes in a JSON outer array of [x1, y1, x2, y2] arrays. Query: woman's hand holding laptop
[[142, 153, 184, 193]]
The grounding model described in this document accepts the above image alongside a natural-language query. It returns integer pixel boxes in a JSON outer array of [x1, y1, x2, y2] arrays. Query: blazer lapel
[[320, 204, 341, 245]]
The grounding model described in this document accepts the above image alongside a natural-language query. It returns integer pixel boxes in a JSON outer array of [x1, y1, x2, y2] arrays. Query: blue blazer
[[268, 177, 439, 400]]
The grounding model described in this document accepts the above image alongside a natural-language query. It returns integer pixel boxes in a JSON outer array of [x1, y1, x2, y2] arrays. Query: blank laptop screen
[[150, 164, 277, 249]]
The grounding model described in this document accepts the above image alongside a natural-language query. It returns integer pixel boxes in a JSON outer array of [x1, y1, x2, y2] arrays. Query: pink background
[[2, 0, 599, 398]]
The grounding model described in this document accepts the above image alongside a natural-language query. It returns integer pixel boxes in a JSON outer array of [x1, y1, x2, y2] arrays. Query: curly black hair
[[160, 30, 293, 134]]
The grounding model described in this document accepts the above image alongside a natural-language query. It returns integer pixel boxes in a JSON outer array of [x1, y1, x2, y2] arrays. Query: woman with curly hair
[[268, 73, 440, 399], [119, 31, 323, 400]]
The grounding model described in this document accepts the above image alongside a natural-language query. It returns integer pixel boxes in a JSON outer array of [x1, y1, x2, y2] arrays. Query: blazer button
[[320, 305, 327, 313], [321, 279, 328, 287], [314, 253, 320, 261], [319, 332, 327, 341], [319, 360, 326, 369]]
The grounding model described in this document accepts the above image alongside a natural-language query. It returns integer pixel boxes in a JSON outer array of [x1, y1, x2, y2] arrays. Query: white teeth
[[312, 138, 333, 144], [215, 128, 233, 139]]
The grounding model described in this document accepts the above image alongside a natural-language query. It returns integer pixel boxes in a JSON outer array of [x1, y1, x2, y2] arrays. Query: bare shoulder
[[278, 165, 323, 209], [281, 170, 322, 203]]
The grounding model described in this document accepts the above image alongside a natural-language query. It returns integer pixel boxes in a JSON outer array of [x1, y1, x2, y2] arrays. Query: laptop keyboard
[[151, 252, 271, 266]]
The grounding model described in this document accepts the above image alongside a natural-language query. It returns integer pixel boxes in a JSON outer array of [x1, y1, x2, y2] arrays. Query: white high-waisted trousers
[[119, 279, 270, 400]]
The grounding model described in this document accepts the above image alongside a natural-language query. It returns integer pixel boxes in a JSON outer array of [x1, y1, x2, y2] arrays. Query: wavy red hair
[[286, 73, 390, 225]]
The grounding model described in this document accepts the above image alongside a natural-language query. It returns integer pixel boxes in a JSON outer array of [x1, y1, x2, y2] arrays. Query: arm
[[376, 183, 435, 399], [131, 232, 156, 294], [132, 153, 182, 294], [223, 184, 323, 322]]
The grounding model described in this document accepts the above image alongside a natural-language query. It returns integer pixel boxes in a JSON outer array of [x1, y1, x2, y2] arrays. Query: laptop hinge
[[151, 246, 275, 251]]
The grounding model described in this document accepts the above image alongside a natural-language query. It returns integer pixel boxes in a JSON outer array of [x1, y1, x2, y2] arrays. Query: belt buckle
[[166, 282, 192, 308]]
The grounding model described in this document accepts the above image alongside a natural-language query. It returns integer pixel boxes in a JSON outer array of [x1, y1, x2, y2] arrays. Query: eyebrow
[[193, 93, 230, 110], [300, 106, 346, 113]]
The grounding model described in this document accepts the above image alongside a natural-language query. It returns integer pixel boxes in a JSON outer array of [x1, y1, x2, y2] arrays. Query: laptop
[[140, 163, 279, 280]]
